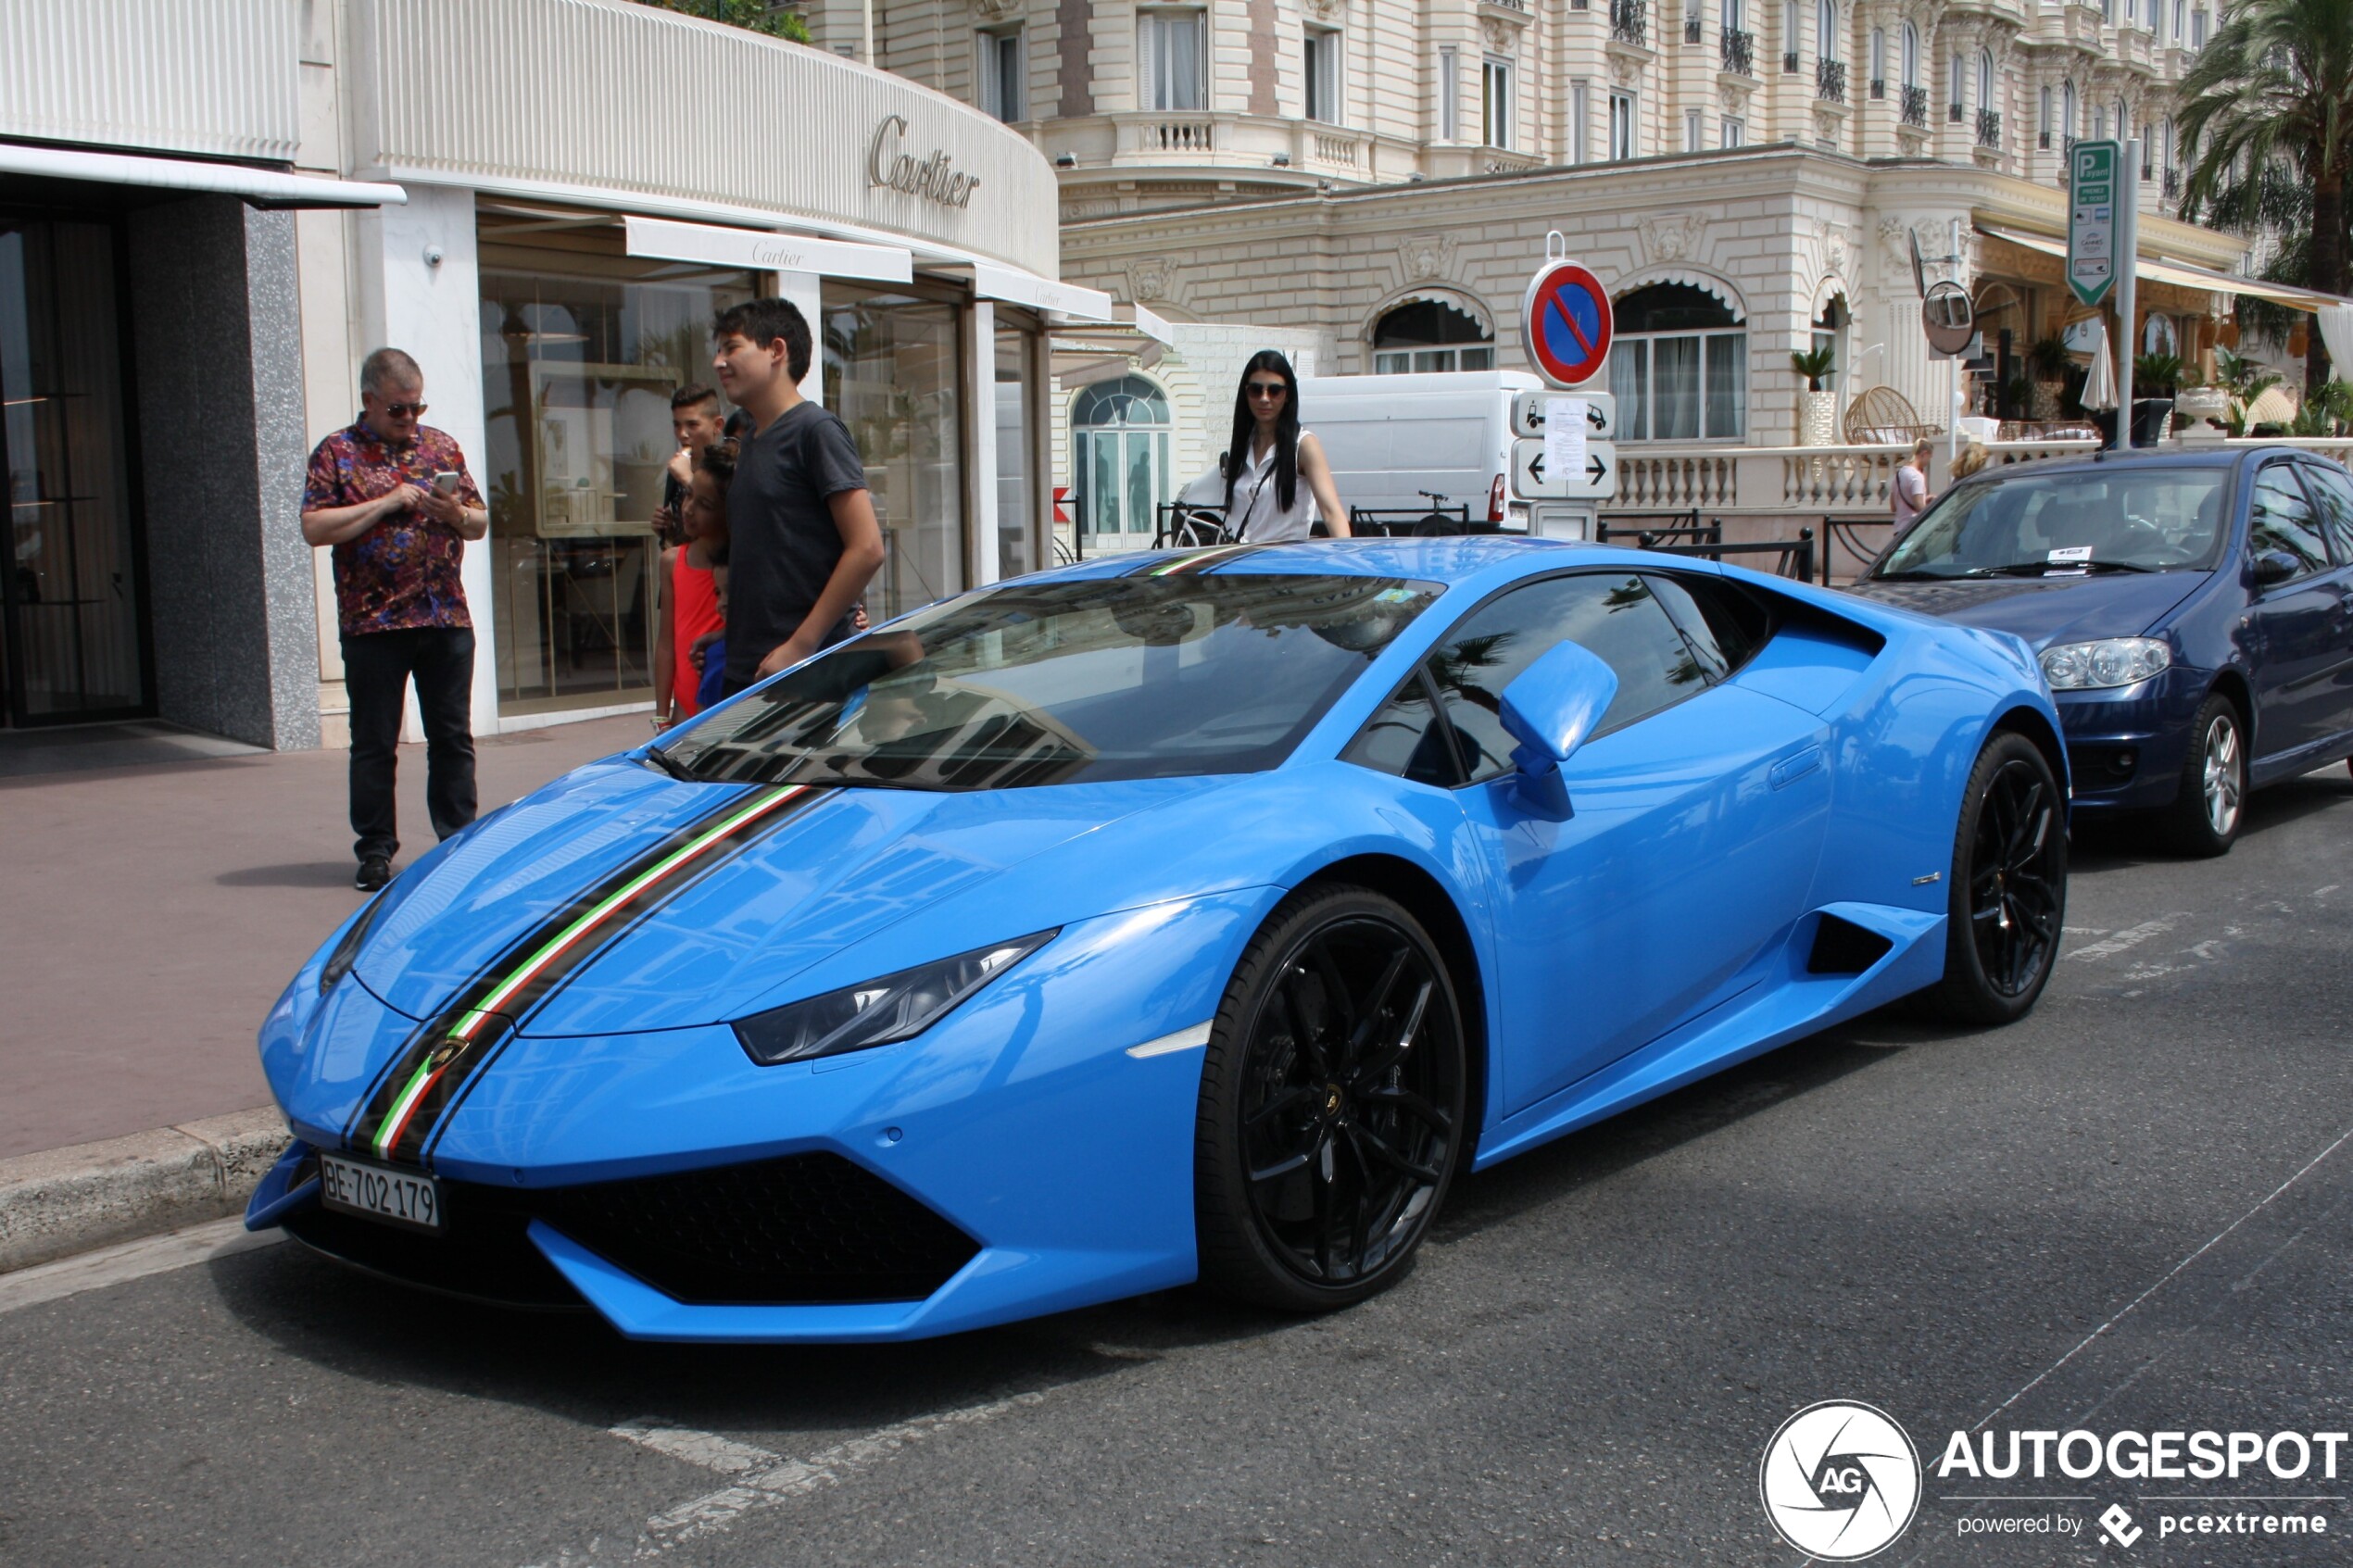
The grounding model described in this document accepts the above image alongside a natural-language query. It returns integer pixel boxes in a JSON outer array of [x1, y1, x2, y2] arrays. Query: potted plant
[[2131, 352, 2184, 445], [2027, 335, 2070, 419], [1791, 345, 1838, 446]]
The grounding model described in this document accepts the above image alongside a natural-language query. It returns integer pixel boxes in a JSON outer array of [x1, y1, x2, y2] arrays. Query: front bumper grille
[[285, 1150, 980, 1310]]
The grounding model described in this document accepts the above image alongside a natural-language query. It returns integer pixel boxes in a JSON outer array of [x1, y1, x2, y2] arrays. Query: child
[[652, 439, 734, 729]]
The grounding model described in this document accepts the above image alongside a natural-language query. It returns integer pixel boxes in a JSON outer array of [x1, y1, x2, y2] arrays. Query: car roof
[[1954, 445, 2304, 486], [1025, 534, 1655, 588]]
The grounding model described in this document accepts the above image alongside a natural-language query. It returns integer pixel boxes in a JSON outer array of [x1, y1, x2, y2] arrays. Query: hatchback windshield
[[1871, 466, 2232, 580], [659, 574, 1442, 789]]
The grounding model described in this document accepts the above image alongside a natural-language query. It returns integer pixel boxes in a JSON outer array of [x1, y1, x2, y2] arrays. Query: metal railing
[[1817, 57, 1845, 101], [1869, 75, 1885, 98], [2164, 166, 2182, 197], [1598, 516, 1816, 582], [1348, 503, 1480, 537], [1900, 84, 1927, 126], [2038, 129, 2051, 148], [1977, 107, 2001, 147], [1947, 100, 1964, 123], [1152, 502, 1233, 549], [1721, 27, 1755, 72], [1612, 0, 1649, 45], [1685, 12, 1703, 42], [1783, 48, 1800, 71]]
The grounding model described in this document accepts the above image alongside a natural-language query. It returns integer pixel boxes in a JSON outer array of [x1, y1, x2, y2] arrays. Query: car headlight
[[734, 930, 1059, 1067], [319, 889, 394, 995], [2039, 637, 2171, 691]]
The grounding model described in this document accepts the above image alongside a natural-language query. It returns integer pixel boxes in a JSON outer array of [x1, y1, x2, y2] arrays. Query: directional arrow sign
[[2068, 140, 2120, 307], [1513, 437, 1617, 500], [1512, 389, 1617, 442]]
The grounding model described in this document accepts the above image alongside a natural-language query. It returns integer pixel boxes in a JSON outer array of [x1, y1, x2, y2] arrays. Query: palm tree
[[2176, 0, 2353, 391]]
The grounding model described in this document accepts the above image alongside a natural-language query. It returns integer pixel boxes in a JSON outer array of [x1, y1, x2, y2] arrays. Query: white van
[[1296, 370, 1541, 532]]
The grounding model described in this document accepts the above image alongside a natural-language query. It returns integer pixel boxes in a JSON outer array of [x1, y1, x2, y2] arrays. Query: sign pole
[[1949, 220, 1962, 469], [2116, 138, 2139, 449]]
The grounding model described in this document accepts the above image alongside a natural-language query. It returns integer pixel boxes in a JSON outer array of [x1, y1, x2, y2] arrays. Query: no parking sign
[[1520, 255, 1613, 388]]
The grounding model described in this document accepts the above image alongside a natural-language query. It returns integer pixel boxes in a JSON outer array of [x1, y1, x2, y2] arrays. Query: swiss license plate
[[318, 1151, 444, 1234]]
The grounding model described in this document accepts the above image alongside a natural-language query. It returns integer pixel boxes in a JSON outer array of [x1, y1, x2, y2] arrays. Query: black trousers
[[343, 626, 478, 863]]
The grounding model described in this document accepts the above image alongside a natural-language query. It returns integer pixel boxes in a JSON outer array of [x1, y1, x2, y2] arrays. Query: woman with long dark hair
[[1218, 350, 1349, 540]]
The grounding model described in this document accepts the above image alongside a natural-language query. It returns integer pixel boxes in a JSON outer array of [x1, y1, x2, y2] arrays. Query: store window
[[1139, 7, 1205, 112], [977, 29, 1024, 121], [822, 282, 966, 621], [1608, 283, 1746, 442], [1373, 300, 1494, 373], [1071, 375, 1170, 540], [1482, 55, 1514, 149], [1305, 27, 1343, 123], [0, 217, 145, 724], [478, 242, 753, 717], [995, 321, 1039, 580]]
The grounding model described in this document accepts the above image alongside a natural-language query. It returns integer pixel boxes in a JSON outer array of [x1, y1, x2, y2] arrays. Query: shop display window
[[822, 282, 966, 621]]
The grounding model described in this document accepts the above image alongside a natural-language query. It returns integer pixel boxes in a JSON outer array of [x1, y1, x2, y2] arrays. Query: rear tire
[[2156, 694, 2246, 858], [1195, 886, 1466, 1313], [1923, 732, 2067, 1025]]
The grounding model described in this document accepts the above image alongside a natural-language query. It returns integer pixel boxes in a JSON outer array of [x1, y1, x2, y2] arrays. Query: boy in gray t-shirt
[[708, 298, 885, 696]]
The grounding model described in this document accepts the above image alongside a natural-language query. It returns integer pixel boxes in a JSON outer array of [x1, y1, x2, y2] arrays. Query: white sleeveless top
[[1226, 433, 1320, 543]]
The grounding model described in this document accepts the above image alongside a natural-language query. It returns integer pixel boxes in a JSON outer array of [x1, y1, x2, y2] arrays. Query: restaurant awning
[[1976, 223, 2353, 313]]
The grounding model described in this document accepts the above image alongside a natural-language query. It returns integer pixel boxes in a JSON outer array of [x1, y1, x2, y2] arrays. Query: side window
[[1427, 573, 1708, 783], [1341, 671, 1465, 787], [2248, 464, 2331, 579], [2296, 460, 2353, 564], [1644, 573, 1771, 681]]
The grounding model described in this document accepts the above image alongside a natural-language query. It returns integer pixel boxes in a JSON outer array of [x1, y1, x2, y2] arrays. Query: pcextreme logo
[[1760, 1401, 1925, 1560]]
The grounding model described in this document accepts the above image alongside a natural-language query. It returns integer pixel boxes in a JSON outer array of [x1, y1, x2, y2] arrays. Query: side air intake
[[1807, 912, 1895, 975]]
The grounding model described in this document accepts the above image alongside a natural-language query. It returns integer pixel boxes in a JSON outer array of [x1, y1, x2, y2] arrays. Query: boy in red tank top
[[652, 441, 734, 729]]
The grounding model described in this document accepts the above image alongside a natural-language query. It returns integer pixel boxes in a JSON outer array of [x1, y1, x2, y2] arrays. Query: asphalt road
[[5, 769, 2351, 1568]]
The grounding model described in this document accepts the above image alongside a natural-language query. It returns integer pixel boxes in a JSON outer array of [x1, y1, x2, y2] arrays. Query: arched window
[[1813, 294, 1848, 395], [1976, 50, 1993, 111], [2039, 84, 2053, 138], [1818, 0, 1839, 60], [2063, 79, 2077, 138], [1869, 27, 1885, 89], [1071, 374, 1170, 537], [1900, 21, 1919, 85], [1608, 283, 1746, 442], [1948, 52, 1964, 112], [1372, 299, 1494, 373]]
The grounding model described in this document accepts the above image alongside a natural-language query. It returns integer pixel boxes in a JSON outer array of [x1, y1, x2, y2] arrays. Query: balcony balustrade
[[1817, 57, 1846, 101], [1948, 100, 1964, 123], [1685, 13, 1703, 42], [2038, 130, 2051, 148], [1783, 49, 1800, 71], [1721, 27, 1755, 73], [2164, 166, 2182, 197], [1611, 0, 1649, 46], [1977, 107, 2001, 146], [1900, 84, 1928, 125], [1869, 76, 1885, 98]]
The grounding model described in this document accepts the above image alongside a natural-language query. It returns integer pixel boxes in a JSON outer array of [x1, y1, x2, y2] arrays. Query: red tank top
[[669, 548, 724, 718]]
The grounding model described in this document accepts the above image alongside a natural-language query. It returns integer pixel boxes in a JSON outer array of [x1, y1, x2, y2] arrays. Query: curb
[[0, 1108, 288, 1274]]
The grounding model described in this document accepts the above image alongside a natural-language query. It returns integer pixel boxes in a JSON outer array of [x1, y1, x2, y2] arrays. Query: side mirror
[[2251, 550, 2301, 587], [1496, 642, 1618, 818]]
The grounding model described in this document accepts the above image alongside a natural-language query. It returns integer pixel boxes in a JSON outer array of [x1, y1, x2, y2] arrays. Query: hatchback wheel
[[1195, 886, 1466, 1312], [2158, 695, 2246, 858]]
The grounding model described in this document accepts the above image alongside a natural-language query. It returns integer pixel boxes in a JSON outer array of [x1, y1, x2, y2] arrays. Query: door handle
[[1770, 746, 1825, 790]]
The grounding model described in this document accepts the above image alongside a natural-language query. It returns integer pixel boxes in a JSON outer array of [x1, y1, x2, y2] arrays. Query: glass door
[[0, 216, 148, 726]]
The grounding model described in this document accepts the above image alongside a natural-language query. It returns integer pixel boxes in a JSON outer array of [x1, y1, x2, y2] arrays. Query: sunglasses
[[381, 401, 427, 418], [1245, 382, 1290, 400]]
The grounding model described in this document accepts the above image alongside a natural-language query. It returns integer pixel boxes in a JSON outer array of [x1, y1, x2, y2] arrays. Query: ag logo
[[1759, 1401, 1922, 1560]]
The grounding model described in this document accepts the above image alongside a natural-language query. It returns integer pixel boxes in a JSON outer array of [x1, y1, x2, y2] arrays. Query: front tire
[[2157, 695, 2246, 858], [1923, 732, 2066, 1025], [1195, 886, 1466, 1312]]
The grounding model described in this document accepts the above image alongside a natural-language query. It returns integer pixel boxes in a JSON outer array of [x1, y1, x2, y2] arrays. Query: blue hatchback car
[[1851, 446, 2353, 855]]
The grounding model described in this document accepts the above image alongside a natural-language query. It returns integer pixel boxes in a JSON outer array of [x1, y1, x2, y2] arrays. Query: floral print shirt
[[302, 420, 484, 635]]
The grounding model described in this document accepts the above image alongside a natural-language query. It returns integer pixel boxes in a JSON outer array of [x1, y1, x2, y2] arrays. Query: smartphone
[[432, 470, 460, 495]]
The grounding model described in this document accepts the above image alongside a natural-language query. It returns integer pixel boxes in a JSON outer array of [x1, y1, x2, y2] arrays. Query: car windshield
[[1871, 466, 2232, 580], [659, 573, 1443, 790]]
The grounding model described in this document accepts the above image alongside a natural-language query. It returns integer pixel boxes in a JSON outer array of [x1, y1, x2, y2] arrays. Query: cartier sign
[[868, 116, 981, 208]]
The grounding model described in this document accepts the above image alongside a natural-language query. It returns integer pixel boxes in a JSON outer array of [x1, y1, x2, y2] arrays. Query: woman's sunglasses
[[1245, 382, 1290, 401]]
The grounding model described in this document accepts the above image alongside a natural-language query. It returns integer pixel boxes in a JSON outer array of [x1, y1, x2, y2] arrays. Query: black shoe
[[356, 856, 392, 892]]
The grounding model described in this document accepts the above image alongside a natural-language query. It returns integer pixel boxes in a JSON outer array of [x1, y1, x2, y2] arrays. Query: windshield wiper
[[1869, 569, 1966, 581], [1978, 558, 2156, 576], [640, 746, 699, 782]]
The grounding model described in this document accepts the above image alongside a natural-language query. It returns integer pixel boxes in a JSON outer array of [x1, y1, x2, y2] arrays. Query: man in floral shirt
[[300, 347, 488, 891]]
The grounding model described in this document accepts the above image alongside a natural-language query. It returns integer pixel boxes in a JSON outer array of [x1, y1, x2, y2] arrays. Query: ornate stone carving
[[1481, 14, 1521, 53], [1126, 257, 1174, 303], [1398, 232, 1457, 283], [1641, 213, 1705, 265], [1301, 0, 1343, 19], [1718, 82, 1752, 113], [1610, 51, 1645, 84], [970, 0, 1025, 19]]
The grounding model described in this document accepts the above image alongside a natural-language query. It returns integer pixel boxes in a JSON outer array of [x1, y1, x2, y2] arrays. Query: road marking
[[2064, 913, 2191, 961], [0, 1217, 285, 1315], [558, 1393, 1046, 1561]]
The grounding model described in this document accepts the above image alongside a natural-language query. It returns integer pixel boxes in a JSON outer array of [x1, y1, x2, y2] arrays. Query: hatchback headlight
[[734, 931, 1058, 1066], [2039, 637, 2171, 691]]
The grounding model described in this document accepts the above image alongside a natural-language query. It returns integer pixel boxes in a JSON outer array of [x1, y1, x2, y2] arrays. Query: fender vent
[[1807, 913, 1894, 975]]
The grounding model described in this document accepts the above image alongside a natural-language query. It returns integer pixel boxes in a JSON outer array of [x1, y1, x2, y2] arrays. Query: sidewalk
[[0, 715, 647, 1162]]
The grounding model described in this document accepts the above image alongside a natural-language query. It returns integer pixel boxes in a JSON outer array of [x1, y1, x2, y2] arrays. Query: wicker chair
[[1843, 385, 1943, 445]]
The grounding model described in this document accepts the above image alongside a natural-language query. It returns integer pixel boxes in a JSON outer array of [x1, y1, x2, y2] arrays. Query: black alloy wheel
[[1924, 731, 2067, 1024], [1195, 886, 1466, 1311]]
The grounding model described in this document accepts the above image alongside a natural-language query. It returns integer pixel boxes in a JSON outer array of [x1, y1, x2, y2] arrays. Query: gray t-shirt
[[724, 401, 868, 687]]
